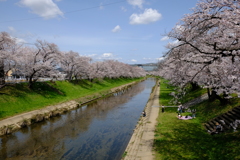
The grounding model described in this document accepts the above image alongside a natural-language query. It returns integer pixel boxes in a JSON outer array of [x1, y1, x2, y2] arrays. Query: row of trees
[[0, 32, 146, 89], [156, 0, 240, 104]]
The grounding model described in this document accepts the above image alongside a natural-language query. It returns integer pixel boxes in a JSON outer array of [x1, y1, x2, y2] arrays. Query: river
[[0, 78, 156, 160]]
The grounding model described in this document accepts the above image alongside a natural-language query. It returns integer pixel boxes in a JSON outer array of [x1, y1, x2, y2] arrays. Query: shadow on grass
[[31, 82, 66, 98], [93, 78, 108, 87], [0, 83, 29, 98], [93, 78, 131, 87], [1, 82, 66, 99], [68, 79, 94, 89], [194, 100, 236, 123]]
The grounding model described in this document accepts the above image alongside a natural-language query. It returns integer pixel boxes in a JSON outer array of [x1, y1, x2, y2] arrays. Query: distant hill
[[130, 63, 158, 71], [130, 63, 157, 66]]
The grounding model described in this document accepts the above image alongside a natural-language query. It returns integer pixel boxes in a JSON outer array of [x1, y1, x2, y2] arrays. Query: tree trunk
[[221, 91, 230, 105], [74, 75, 79, 83], [0, 59, 5, 88], [207, 88, 211, 99], [28, 76, 34, 89], [209, 90, 229, 105], [209, 90, 218, 101], [190, 82, 199, 91], [28, 71, 37, 89]]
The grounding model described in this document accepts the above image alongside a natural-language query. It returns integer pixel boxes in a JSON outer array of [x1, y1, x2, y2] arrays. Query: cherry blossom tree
[[85, 60, 146, 81], [60, 51, 79, 80], [0, 31, 146, 90], [168, 0, 240, 60], [72, 56, 91, 80], [104, 60, 121, 78], [0, 32, 16, 88], [60, 51, 92, 81], [159, 0, 240, 103], [18, 40, 61, 88], [87, 61, 110, 80]]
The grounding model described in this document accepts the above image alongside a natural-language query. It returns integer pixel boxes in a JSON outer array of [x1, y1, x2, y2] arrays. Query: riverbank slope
[[0, 79, 141, 136], [0, 78, 143, 119]]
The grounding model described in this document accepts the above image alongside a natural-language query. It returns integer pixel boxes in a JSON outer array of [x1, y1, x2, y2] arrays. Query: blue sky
[[0, 0, 199, 64]]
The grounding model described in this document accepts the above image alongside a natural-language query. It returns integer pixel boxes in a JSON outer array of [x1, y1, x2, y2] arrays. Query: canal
[[0, 78, 156, 160]]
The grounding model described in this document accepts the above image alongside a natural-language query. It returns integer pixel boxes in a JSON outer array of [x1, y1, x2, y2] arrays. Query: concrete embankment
[[0, 81, 139, 136], [123, 80, 160, 160]]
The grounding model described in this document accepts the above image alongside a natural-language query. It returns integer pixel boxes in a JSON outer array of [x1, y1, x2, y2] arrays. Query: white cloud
[[131, 59, 137, 62], [96, 53, 114, 60], [157, 57, 164, 61], [15, 37, 27, 44], [102, 53, 113, 58], [88, 54, 97, 57], [166, 40, 180, 49], [9, 35, 27, 44], [161, 36, 169, 41], [127, 0, 144, 8], [99, 2, 104, 10], [111, 25, 121, 33], [174, 25, 185, 34], [171, 40, 180, 45], [121, 6, 127, 12], [19, 0, 63, 19], [143, 57, 151, 60], [8, 27, 27, 43], [129, 8, 162, 25], [93, 53, 122, 61], [8, 26, 16, 32]]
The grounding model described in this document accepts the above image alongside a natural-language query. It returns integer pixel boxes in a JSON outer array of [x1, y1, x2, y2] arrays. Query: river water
[[0, 78, 156, 160]]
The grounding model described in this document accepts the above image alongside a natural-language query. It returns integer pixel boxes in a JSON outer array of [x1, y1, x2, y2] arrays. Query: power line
[[0, 0, 126, 23], [65, 0, 126, 14]]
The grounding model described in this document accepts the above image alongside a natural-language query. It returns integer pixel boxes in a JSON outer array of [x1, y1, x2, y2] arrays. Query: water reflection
[[0, 78, 156, 160]]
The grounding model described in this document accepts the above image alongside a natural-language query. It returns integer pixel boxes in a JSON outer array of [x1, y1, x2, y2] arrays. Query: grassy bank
[[0, 78, 143, 119], [159, 79, 207, 106], [154, 79, 240, 159]]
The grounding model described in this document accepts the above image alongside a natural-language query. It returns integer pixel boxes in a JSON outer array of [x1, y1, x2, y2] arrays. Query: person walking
[[162, 105, 165, 113]]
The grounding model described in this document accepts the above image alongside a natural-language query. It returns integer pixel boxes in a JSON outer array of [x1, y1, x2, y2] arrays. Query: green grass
[[122, 151, 127, 158], [0, 77, 143, 119], [193, 97, 240, 123], [159, 79, 176, 106], [154, 79, 240, 160], [154, 107, 240, 160], [182, 87, 208, 104], [159, 79, 208, 106]]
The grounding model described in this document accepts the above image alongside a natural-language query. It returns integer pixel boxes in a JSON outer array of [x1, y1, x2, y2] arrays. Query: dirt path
[[123, 82, 160, 160], [183, 93, 208, 108]]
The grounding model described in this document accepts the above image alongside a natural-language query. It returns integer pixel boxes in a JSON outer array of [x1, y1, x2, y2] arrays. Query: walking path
[[123, 83, 160, 160], [163, 94, 208, 108], [183, 93, 208, 108]]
